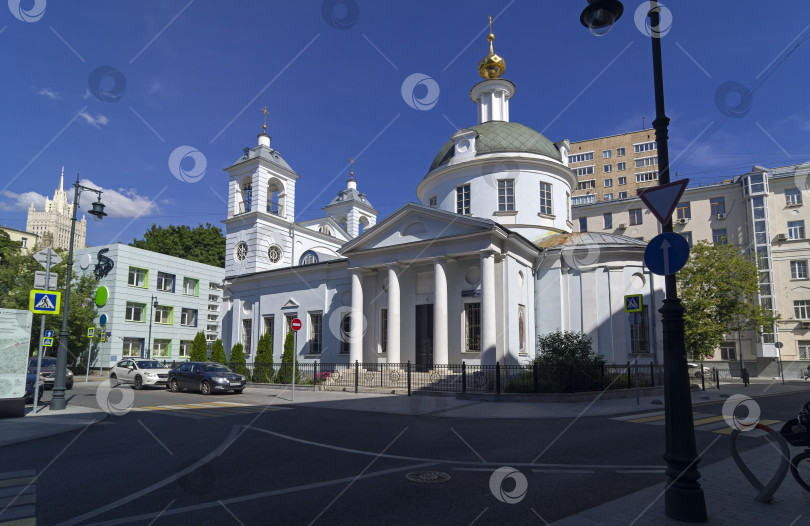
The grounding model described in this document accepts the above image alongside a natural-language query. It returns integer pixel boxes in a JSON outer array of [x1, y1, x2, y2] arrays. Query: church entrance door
[[415, 304, 434, 371]]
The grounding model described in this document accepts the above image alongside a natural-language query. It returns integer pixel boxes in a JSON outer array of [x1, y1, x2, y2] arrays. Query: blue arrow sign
[[44, 330, 54, 338], [644, 233, 690, 276], [99, 313, 108, 326]]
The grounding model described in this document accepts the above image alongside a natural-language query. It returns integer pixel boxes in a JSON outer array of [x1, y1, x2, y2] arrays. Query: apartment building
[[572, 163, 810, 370], [568, 129, 660, 205], [72, 244, 224, 368]]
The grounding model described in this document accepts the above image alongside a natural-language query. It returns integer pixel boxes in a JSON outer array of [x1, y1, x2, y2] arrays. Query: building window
[[299, 251, 319, 265], [604, 164, 612, 173], [579, 217, 588, 232], [242, 319, 252, 355], [538, 182, 553, 215], [152, 339, 171, 358], [179, 340, 192, 357], [788, 220, 805, 240], [635, 171, 658, 183], [616, 147, 625, 156], [635, 156, 658, 168], [786, 188, 803, 206], [604, 193, 613, 201], [319, 224, 332, 236], [123, 338, 143, 357], [618, 176, 627, 185], [183, 277, 199, 296], [676, 202, 691, 220], [572, 195, 596, 206], [617, 162, 626, 171], [263, 315, 274, 338], [604, 178, 612, 188], [681, 232, 693, 248], [720, 342, 736, 361], [795, 300, 810, 319], [456, 184, 470, 215], [568, 152, 594, 163], [634, 141, 657, 153], [20, 237, 27, 248], [577, 180, 596, 190], [340, 313, 351, 354], [128, 266, 148, 288], [712, 229, 728, 245], [308, 312, 322, 354], [630, 306, 650, 353], [710, 197, 726, 215], [268, 244, 283, 263], [574, 166, 594, 177], [180, 308, 198, 327], [791, 260, 808, 280], [235, 242, 248, 262], [241, 183, 253, 213], [498, 179, 515, 211], [629, 209, 642, 225], [799, 341, 810, 360], [429, 195, 437, 208], [464, 303, 481, 352], [380, 308, 388, 353], [618, 191, 628, 199], [155, 306, 173, 325], [125, 302, 145, 322], [603, 150, 611, 159], [604, 213, 613, 229], [157, 272, 175, 292]]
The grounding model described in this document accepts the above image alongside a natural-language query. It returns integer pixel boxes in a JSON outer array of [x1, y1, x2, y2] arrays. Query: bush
[[230, 342, 249, 378], [209, 339, 226, 363], [190, 332, 208, 361], [534, 331, 606, 392], [252, 333, 274, 383], [274, 331, 299, 384]]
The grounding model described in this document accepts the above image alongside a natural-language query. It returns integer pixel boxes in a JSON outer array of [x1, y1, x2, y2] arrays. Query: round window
[[235, 241, 248, 262], [268, 244, 282, 263]]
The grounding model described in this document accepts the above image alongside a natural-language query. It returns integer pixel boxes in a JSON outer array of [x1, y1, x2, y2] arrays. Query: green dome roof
[[428, 121, 561, 173]]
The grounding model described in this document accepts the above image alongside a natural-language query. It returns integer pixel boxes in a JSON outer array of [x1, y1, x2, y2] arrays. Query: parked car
[[687, 363, 712, 378], [168, 362, 246, 395], [28, 358, 73, 389], [24, 370, 46, 404], [109, 359, 172, 390]]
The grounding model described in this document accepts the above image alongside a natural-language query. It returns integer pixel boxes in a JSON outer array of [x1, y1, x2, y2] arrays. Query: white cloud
[[78, 111, 109, 128], [77, 179, 161, 219], [0, 190, 46, 212], [37, 88, 61, 100], [81, 89, 92, 100]]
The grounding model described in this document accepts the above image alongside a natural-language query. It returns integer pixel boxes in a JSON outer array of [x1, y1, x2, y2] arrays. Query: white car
[[110, 359, 171, 390], [687, 363, 712, 378]]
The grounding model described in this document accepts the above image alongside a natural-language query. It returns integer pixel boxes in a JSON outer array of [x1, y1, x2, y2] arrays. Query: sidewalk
[[0, 404, 107, 448]]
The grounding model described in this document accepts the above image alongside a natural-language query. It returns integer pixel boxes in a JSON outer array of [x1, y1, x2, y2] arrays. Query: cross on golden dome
[[478, 15, 506, 79], [260, 106, 270, 134]]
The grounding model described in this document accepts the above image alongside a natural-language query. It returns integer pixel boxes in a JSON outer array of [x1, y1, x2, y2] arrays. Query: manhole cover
[[405, 471, 451, 484]]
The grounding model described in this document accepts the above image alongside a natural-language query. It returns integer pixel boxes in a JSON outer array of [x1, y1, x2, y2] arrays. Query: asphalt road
[[5, 383, 808, 525]]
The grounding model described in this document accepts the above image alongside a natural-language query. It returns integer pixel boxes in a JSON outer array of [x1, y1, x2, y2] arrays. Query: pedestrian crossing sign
[[88, 328, 94, 338], [29, 289, 61, 315], [100, 333, 107, 342], [42, 337, 53, 347], [624, 294, 643, 313]]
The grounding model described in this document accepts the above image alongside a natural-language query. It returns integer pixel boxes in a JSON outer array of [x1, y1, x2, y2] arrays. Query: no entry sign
[[291, 318, 302, 332]]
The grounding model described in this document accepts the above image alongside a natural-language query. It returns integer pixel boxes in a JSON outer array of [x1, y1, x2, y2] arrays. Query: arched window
[[358, 216, 370, 235], [319, 224, 332, 236], [299, 250, 318, 266], [239, 177, 252, 214], [267, 179, 284, 216]]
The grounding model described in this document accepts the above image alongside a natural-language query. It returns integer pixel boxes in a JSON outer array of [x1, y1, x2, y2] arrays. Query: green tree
[[523, 330, 606, 393], [130, 223, 225, 268], [229, 342, 249, 377], [209, 339, 226, 363], [190, 331, 208, 361], [252, 333, 274, 383], [274, 331, 298, 384], [679, 241, 779, 360]]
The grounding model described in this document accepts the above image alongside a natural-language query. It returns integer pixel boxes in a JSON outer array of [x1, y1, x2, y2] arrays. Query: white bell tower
[[322, 160, 378, 238]]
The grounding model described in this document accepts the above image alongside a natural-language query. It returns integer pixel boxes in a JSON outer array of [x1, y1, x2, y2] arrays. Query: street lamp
[[579, 1, 708, 521], [51, 175, 106, 411], [146, 295, 159, 359]]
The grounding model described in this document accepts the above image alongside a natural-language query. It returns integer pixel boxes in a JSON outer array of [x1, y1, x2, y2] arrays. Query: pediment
[[281, 298, 299, 309], [792, 286, 810, 294], [340, 203, 496, 254]]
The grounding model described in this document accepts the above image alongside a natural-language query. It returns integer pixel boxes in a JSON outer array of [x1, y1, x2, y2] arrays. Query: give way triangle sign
[[638, 179, 689, 225]]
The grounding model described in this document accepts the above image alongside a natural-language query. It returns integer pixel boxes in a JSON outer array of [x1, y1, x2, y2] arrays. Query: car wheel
[[110, 373, 117, 380], [67, 380, 73, 390], [232, 389, 243, 394], [200, 381, 211, 395], [134, 376, 143, 390], [170, 379, 180, 392]]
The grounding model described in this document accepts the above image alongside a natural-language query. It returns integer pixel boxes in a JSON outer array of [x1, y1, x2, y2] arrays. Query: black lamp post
[[580, 1, 708, 521], [146, 295, 159, 359], [50, 175, 106, 411]]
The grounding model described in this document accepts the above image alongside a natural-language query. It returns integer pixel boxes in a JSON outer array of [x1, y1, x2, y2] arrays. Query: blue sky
[[1, 1, 808, 246]]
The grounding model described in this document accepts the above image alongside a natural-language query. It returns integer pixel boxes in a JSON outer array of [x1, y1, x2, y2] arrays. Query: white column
[[350, 270, 364, 363], [387, 265, 401, 363], [433, 258, 448, 364], [481, 251, 497, 364]]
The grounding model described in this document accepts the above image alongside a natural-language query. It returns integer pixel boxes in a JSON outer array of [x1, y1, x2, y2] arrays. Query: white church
[[220, 29, 664, 367]]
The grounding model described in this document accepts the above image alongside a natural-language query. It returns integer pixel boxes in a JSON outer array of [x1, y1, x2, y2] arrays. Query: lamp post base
[[665, 482, 708, 523]]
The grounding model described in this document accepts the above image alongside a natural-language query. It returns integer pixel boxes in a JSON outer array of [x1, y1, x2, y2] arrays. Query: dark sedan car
[[24, 370, 46, 404], [167, 362, 245, 395], [28, 358, 73, 390]]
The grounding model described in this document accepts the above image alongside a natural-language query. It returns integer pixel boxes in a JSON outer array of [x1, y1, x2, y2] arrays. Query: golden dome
[[478, 16, 505, 79]]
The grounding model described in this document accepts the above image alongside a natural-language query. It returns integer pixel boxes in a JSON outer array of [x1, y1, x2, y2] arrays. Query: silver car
[[110, 359, 171, 390]]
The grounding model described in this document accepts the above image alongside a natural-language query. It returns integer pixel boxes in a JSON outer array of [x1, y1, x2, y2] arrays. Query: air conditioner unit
[[717, 213, 727, 220], [802, 321, 810, 329], [677, 218, 689, 225], [776, 233, 787, 242], [618, 223, 627, 230]]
